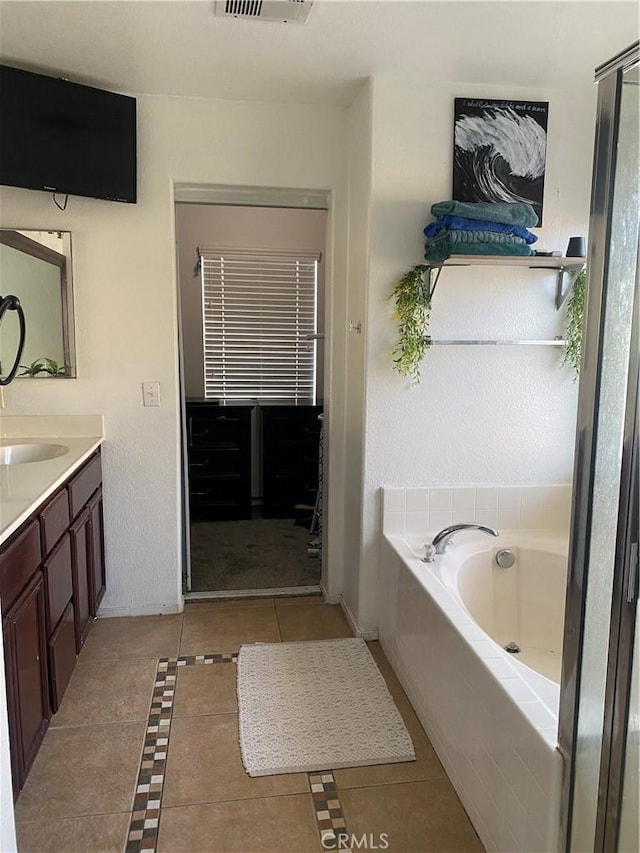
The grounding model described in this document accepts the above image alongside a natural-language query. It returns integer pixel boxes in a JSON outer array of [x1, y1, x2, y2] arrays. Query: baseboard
[[184, 586, 321, 602], [338, 595, 379, 641], [320, 583, 340, 605], [97, 602, 184, 618]]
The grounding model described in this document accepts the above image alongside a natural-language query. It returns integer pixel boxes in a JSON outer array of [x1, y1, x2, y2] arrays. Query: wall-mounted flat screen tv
[[0, 64, 137, 203]]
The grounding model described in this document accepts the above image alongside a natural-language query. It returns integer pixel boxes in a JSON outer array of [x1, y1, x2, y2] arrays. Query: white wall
[[0, 94, 349, 617], [353, 76, 597, 631]]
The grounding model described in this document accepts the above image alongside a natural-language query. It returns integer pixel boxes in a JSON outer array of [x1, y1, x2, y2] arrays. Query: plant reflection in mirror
[[19, 357, 66, 377], [562, 268, 586, 377]]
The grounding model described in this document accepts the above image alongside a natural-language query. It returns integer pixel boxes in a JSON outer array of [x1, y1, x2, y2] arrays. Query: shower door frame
[[558, 40, 640, 852]]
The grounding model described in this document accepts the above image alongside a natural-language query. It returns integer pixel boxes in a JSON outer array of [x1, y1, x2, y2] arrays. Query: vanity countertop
[[0, 416, 104, 545]]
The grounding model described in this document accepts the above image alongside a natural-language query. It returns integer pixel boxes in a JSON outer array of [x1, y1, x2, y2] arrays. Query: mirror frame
[[0, 229, 76, 378]]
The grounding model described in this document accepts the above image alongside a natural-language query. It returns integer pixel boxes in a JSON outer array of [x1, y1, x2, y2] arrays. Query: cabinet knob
[[35, 655, 39, 661]]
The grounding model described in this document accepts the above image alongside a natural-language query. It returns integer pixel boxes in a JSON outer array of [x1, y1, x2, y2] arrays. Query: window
[[199, 247, 319, 403]]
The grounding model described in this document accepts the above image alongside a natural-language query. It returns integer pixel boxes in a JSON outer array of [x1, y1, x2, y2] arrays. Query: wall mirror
[[0, 229, 76, 378]]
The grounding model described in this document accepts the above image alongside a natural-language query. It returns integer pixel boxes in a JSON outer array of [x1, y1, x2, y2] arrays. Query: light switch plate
[[142, 381, 161, 407]]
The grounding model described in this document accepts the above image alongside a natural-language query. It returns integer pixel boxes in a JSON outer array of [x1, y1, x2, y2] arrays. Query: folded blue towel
[[431, 200, 539, 228], [424, 215, 537, 244]]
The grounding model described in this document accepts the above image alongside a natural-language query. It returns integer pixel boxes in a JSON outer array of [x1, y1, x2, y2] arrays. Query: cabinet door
[[48, 602, 76, 712], [42, 532, 73, 635], [87, 488, 106, 615], [6, 571, 51, 789], [2, 615, 20, 797], [70, 507, 92, 653]]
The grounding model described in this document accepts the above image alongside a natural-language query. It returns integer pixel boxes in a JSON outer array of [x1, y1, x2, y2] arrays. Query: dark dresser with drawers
[[185, 401, 252, 520], [261, 405, 323, 518]]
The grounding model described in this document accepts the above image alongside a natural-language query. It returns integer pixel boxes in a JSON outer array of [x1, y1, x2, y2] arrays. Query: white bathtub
[[405, 531, 567, 716], [379, 528, 565, 853]]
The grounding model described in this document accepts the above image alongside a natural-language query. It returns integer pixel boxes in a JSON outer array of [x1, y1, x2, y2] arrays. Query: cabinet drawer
[[189, 447, 242, 476], [189, 414, 246, 448], [0, 521, 41, 608], [189, 474, 243, 501], [262, 408, 322, 441], [48, 602, 76, 713], [189, 475, 251, 518], [39, 488, 70, 556], [68, 452, 102, 520], [43, 533, 73, 636]]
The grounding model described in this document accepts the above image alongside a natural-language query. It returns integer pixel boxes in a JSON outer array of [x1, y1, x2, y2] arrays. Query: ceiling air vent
[[214, 0, 313, 24]]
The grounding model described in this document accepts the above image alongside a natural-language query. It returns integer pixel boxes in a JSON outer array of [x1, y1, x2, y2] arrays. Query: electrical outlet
[[142, 381, 161, 407]]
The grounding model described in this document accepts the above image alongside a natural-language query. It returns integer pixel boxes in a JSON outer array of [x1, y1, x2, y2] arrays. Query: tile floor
[[13, 596, 485, 853]]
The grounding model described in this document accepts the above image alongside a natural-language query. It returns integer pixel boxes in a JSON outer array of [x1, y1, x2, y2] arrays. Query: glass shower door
[[559, 42, 639, 852]]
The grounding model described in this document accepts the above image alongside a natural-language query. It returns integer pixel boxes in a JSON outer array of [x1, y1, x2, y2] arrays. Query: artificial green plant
[[390, 263, 432, 384], [562, 268, 586, 376]]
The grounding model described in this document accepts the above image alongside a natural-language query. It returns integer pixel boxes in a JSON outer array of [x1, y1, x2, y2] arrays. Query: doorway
[[174, 189, 329, 599]]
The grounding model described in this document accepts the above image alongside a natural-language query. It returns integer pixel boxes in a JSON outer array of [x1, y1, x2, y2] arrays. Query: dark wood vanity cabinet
[[262, 405, 322, 518], [186, 402, 252, 520], [0, 447, 105, 796], [0, 522, 50, 796]]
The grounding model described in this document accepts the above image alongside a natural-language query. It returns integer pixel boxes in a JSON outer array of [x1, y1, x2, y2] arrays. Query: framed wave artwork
[[453, 98, 549, 224]]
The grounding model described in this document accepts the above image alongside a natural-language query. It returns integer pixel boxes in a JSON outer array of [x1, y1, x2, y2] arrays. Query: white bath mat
[[237, 637, 415, 777]]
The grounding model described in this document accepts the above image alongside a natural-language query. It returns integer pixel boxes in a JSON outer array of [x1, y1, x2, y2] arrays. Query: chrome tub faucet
[[422, 523, 499, 562]]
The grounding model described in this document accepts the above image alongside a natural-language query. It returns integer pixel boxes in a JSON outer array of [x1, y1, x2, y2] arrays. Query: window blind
[[199, 247, 319, 403]]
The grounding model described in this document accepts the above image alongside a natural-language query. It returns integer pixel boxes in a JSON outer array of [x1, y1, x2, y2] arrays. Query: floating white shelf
[[428, 338, 567, 347], [424, 255, 586, 309]]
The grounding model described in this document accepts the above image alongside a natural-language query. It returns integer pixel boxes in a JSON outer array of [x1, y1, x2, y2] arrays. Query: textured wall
[[357, 76, 596, 631], [0, 94, 349, 615]]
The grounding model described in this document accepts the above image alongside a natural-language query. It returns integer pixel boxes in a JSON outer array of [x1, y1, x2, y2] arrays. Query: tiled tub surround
[[382, 483, 572, 536], [378, 485, 568, 853], [0, 415, 104, 543]]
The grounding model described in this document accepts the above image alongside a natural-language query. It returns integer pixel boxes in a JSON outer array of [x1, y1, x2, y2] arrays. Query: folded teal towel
[[436, 229, 526, 245], [431, 200, 539, 228], [424, 239, 534, 262]]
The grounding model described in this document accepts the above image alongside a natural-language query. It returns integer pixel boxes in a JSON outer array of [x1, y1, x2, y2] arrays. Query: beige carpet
[[190, 518, 320, 592], [237, 638, 415, 777]]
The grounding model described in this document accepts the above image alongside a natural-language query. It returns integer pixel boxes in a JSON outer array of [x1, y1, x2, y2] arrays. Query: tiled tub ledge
[[381, 482, 572, 536], [378, 485, 568, 853]]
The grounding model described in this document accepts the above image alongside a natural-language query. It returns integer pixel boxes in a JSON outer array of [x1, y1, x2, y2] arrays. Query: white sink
[[0, 443, 70, 465]]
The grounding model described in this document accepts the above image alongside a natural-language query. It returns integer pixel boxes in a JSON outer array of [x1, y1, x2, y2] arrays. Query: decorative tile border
[[126, 652, 350, 853], [309, 771, 351, 852], [176, 652, 238, 667], [125, 653, 238, 853]]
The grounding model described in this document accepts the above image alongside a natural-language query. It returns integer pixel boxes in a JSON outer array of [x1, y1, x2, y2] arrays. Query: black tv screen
[[0, 64, 137, 203]]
